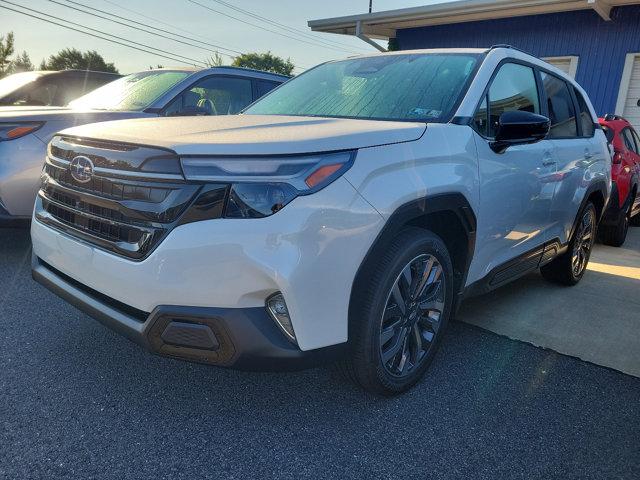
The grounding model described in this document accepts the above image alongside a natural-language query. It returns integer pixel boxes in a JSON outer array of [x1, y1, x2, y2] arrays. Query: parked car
[[597, 114, 640, 246], [0, 70, 121, 107], [31, 47, 610, 395], [0, 67, 288, 224]]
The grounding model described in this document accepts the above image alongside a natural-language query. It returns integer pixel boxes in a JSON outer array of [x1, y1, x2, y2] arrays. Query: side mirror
[[490, 110, 550, 153]]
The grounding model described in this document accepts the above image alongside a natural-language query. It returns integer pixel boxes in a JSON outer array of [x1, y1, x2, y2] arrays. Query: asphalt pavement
[[1, 227, 639, 480]]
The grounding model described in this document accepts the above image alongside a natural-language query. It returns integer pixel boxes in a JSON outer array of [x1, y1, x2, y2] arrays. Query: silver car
[[0, 67, 288, 223]]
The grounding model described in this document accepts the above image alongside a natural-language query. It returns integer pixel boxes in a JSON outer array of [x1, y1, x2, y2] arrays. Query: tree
[[0, 32, 15, 77], [232, 52, 293, 76], [205, 52, 225, 67], [41, 48, 118, 73], [10, 51, 34, 73]]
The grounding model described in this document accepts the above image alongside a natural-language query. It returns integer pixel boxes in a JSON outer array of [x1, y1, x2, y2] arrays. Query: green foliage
[[387, 38, 399, 52], [232, 51, 293, 76], [205, 52, 225, 67], [41, 48, 118, 73], [10, 51, 34, 73], [0, 32, 15, 77]]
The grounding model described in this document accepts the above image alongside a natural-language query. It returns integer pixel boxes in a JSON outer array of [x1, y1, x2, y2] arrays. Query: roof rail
[[487, 44, 534, 57], [603, 113, 626, 122]]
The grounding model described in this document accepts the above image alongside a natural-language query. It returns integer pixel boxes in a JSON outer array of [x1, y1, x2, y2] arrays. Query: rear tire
[[342, 228, 454, 396], [541, 202, 597, 286], [599, 204, 630, 247]]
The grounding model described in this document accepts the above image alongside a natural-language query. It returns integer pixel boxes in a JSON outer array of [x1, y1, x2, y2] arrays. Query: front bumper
[[31, 176, 384, 352], [32, 256, 347, 370]]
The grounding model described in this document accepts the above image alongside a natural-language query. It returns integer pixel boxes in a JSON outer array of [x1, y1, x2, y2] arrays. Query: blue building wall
[[396, 5, 640, 115]]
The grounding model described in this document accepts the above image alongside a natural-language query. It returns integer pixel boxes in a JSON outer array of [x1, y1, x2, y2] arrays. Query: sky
[[0, 0, 452, 74]]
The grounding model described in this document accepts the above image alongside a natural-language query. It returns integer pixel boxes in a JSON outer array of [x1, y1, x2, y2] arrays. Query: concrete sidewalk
[[459, 226, 640, 377]]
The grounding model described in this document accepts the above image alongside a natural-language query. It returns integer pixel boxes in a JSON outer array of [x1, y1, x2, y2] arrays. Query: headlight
[[181, 151, 355, 218], [0, 122, 44, 141]]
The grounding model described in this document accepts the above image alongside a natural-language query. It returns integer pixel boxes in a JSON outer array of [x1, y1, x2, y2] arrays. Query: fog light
[[266, 293, 297, 344]]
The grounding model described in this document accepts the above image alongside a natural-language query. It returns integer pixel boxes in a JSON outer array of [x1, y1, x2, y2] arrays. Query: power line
[[208, 0, 369, 53], [187, 0, 359, 55], [101, 0, 242, 51], [99, 0, 308, 72], [60, 0, 244, 57], [0, 2, 206, 66], [46, 0, 238, 59]]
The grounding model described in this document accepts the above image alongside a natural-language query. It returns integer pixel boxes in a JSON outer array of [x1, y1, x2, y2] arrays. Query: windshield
[[245, 53, 480, 122], [0, 72, 43, 99], [68, 70, 190, 111]]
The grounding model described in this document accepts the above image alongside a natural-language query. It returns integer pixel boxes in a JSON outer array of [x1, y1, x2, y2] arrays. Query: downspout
[[355, 20, 387, 52]]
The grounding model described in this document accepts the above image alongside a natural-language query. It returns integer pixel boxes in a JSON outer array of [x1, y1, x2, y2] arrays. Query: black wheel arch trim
[[571, 180, 608, 240], [349, 192, 477, 336]]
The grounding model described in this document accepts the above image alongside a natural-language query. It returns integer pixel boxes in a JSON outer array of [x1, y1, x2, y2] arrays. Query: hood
[[0, 108, 148, 123], [59, 115, 427, 155], [0, 106, 72, 113]]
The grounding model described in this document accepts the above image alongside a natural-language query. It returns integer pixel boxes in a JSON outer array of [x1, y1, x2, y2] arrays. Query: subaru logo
[[69, 155, 94, 183]]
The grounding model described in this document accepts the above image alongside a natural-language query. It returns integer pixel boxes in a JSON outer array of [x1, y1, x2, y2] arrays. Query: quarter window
[[541, 72, 577, 138], [473, 95, 489, 137], [573, 88, 594, 137], [486, 63, 540, 138]]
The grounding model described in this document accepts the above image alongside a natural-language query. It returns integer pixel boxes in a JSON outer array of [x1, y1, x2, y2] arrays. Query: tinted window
[[165, 76, 253, 116], [633, 129, 640, 154], [255, 80, 280, 98], [487, 63, 540, 138], [246, 53, 480, 122], [602, 125, 614, 143], [574, 88, 594, 137], [622, 128, 639, 154], [541, 72, 577, 138]]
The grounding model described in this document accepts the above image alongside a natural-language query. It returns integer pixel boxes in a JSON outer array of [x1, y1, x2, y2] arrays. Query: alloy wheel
[[571, 207, 596, 277], [379, 254, 446, 377]]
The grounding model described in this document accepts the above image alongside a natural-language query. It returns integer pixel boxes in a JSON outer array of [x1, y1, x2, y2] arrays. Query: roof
[[308, 0, 640, 40], [144, 66, 290, 79]]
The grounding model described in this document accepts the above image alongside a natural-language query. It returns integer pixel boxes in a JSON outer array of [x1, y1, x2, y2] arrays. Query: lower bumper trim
[[32, 256, 347, 370]]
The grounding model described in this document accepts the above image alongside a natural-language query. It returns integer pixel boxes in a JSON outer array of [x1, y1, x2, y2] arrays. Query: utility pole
[[369, 0, 372, 13]]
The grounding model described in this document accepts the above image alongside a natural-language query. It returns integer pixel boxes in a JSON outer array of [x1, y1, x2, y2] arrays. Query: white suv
[[31, 47, 610, 395]]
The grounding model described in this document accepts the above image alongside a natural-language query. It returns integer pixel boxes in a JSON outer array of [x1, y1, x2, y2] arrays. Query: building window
[[541, 56, 579, 79]]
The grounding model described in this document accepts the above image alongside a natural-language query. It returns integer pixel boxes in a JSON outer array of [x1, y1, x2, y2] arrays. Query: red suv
[[598, 115, 640, 246]]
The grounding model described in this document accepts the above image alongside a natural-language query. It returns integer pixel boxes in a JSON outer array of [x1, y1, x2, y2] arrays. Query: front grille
[[36, 136, 206, 260]]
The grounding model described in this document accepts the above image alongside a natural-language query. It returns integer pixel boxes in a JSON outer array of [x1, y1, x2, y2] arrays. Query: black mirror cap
[[491, 110, 550, 153]]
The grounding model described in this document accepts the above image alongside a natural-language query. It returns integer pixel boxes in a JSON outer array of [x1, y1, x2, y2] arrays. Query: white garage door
[[542, 56, 578, 78], [620, 54, 640, 132]]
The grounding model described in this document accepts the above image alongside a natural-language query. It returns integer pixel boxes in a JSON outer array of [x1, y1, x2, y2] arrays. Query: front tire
[[342, 228, 454, 396], [541, 202, 597, 285]]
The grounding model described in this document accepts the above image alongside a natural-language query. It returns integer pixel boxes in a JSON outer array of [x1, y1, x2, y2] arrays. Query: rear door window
[[541, 72, 578, 138], [255, 80, 280, 99]]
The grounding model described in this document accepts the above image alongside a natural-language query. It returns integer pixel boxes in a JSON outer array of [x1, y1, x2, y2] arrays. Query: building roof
[[308, 0, 640, 40]]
